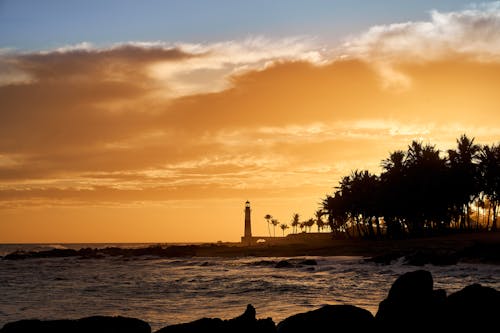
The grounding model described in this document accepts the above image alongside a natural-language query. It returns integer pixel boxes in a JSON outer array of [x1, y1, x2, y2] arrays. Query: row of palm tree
[[264, 211, 330, 237], [321, 135, 500, 239]]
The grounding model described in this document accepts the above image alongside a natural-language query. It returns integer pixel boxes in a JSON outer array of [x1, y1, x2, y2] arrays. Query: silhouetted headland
[[2, 269, 498, 332], [3, 231, 500, 265]]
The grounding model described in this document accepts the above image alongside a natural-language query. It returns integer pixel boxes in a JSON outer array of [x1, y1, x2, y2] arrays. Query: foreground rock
[[277, 305, 374, 333], [0, 316, 151, 333], [375, 270, 446, 329], [445, 283, 500, 329], [155, 304, 276, 333], [376, 269, 500, 331]]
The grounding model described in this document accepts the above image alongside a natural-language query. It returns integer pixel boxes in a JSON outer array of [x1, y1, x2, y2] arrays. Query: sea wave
[[1, 253, 499, 330]]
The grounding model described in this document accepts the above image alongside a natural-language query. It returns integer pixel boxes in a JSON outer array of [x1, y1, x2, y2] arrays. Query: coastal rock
[[0, 316, 151, 333], [375, 270, 446, 328], [277, 305, 374, 333], [155, 304, 276, 333], [155, 318, 224, 333], [365, 252, 403, 265], [403, 250, 459, 266], [275, 260, 294, 268], [444, 284, 500, 329]]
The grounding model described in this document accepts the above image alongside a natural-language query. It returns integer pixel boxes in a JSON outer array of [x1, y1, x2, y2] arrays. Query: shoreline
[[3, 231, 500, 265]]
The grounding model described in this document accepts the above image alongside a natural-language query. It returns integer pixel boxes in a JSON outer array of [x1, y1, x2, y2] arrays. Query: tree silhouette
[[291, 213, 300, 234], [321, 135, 499, 240], [264, 214, 272, 237], [304, 218, 315, 232], [271, 218, 280, 237], [448, 134, 481, 230], [315, 209, 325, 232], [479, 144, 500, 230], [280, 223, 289, 237]]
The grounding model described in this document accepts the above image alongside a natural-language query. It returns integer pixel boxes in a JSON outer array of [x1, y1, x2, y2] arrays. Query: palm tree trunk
[[476, 201, 480, 231], [355, 217, 362, 238], [492, 201, 498, 231], [486, 203, 491, 230], [375, 218, 381, 238]]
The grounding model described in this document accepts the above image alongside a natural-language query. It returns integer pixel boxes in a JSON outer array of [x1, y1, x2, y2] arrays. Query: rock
[[298, 259, 317, 265], [0, 319, 76, 333], [365, 252, 403, 265], [277, 305, 374, 333], [275, 260, 294, 268], [155, 304, 276, 333], [375, 270, 446, 329], [155, 318, 224, 333], [403, 250, 459, 266], [226, 305, 276, 333], [445, 284, 500, 329], [0, 316, 151, 333]]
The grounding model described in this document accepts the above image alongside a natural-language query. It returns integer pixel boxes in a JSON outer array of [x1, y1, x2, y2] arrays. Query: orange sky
[[2, 7, 500, 243]]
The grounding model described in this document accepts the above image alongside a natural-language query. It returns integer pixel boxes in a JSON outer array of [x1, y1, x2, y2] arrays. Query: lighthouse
[[242, 200, 252, 244]]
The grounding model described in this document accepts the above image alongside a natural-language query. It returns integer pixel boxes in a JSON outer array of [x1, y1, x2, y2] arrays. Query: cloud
[[149, 36, 327, 96], [2, 5, 500, 210], [340, 2, 500, 88], [342, 3, 500, 62]]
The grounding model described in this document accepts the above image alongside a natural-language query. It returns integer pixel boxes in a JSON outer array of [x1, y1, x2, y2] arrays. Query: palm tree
[[448, 134, 481, 229], [315, 209, 325, 232], [380, 150, 407, 239], [280, 223, 289, 237], [404, 141, 448, 235], [479, 144, 500, 231], [264, 214, 272, 237], [291, 213, 300, 234], [305, 218, 315, 232], [271, 218, 280, 237]]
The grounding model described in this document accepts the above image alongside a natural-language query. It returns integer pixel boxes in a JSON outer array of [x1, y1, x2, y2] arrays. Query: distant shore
[[3, 231, 500, 265]]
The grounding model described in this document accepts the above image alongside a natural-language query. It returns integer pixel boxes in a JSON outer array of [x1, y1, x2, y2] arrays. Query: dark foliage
[[322, 135, 500, 239]]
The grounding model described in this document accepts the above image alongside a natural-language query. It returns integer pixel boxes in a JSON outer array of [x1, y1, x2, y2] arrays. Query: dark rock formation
[[375, 270, 447, 329], [2, 245, 200, 261], [0, 316, 151, 333], [155, 304, 276, 333], [365, 252, 403, 265], [277, 305, 374, 333], [298, 259, 317, 265], [445, 283, 500, 329], [403, 250, 459, 266], [275, 260, 294, 268]]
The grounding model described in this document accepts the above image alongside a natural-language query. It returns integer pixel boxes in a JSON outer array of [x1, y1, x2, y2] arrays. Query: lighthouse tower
[[242, 200, 252, 244]]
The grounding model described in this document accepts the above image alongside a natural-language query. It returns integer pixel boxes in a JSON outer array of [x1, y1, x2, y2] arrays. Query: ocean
[[1, 243, 499, 331]]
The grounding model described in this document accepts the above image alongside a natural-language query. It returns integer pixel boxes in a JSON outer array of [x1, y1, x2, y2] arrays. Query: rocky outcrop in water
[[154, 304, 276, 333], [1, 270, 499, 332], [0, 316, 151, 333], [2, 245, 199, 260]]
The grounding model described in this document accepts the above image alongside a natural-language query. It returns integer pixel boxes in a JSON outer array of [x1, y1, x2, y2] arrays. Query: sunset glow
[[1, 1, 500, 243]]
